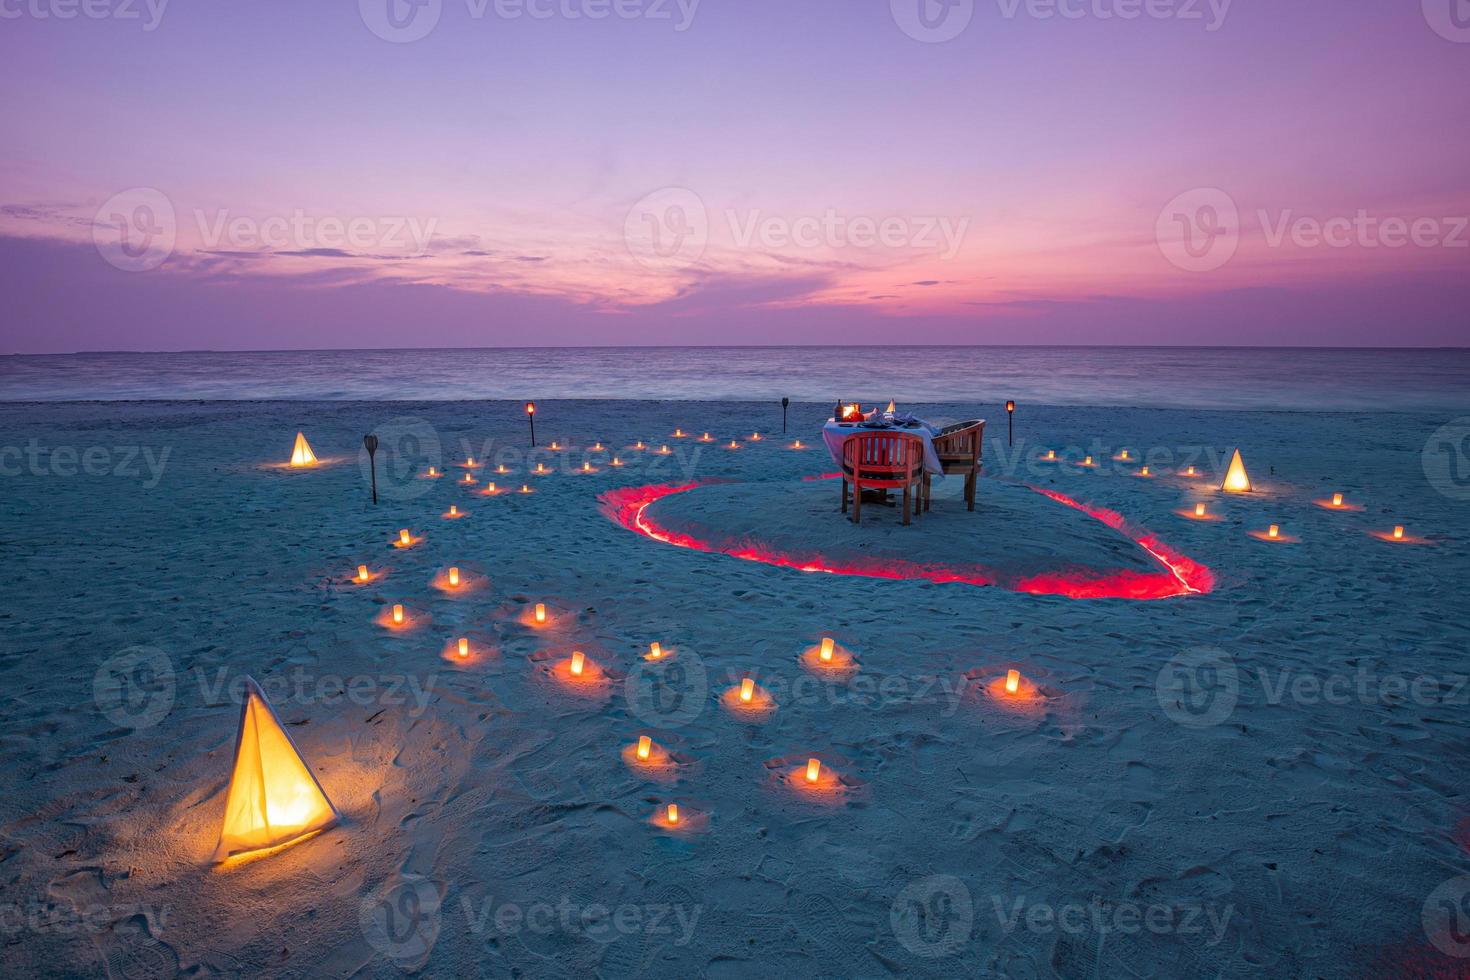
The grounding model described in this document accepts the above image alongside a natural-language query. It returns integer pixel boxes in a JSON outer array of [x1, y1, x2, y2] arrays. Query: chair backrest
[[933, 420, 985, 469], [843, 432, 923, 481]]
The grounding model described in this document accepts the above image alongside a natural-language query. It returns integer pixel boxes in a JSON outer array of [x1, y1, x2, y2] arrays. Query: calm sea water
[[1, 347, 1466, 412]]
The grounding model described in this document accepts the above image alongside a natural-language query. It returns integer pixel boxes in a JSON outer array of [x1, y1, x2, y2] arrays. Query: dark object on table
[[362, 434, 379, 505], [926, 420, 985, 512]]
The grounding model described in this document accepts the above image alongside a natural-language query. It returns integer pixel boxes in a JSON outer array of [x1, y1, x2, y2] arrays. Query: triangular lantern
[[1220, 449, 1252, 493], [213, 677, 339, 862], [289, 431, 317, 467]]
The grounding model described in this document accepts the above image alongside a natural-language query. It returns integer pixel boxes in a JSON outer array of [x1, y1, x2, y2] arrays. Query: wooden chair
[[924, 420, 985, 512], [841, 432, 925, 525]]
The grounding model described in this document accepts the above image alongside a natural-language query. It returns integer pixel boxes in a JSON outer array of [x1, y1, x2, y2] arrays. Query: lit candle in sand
[[1268, 524, 1280, 539], [457, 637, 469, 658], [1393, 525, 1405, 539], [740, 678, 755, 703], [582, 461, 592, 472], [448, 566, 460, 587], [593, 442, 604, 451], [1194, 502, 1207, 518], [1186, 465, 1197, 477], [675, 429, 685, 438], [636, 441, 646, 450], [659, 444, 670, 454], [666, 803, 679, 824], [398, 529, 411, 546], [700, 432, 712, 441], [428, 466, 438, 477], [449, 505, 458, 517], [793, 440, 803, 449], [497, 464, 508, 474], [357, 564, 369, 582], [637, 735, 652, 760], [805, 758, 821, 783], [534, 603, 547, 624], [288, 431, 317, 467], [570, 651, 585, 676], [462, 473, 473, 485], [1332, 492, 1344, 508], [486, 482, 496, 493], [611, 457, 623, 467], [1083, 455, 1093, 466], [392, 604, 404, 625], [520, 484, 531, 493], [1140, 466, 1150, 476], [467, 457, 477, 467], [728, 440, 739, 449], [751, 432, 761, 441], [1005, 669, 1020, 695], [535, 463, 547, 475], [550, 441, 560, 450], [819, 638, 835, 662], [1045, 450, 1056, 461], [649, 642, 663, 659], [1119, 450, 1130, 460]]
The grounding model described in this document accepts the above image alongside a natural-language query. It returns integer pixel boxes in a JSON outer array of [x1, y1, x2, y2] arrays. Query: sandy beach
[[1, 397, 1466, 978]]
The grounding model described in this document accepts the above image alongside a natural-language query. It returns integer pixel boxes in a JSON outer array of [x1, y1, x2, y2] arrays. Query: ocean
[[1, 346, 1466, 412]]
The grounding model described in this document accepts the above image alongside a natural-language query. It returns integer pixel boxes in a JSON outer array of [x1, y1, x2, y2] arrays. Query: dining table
[[821, 414, 946, 477]]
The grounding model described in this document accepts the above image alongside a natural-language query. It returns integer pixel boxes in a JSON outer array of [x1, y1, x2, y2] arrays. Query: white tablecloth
[[822, 419, 944, 477]]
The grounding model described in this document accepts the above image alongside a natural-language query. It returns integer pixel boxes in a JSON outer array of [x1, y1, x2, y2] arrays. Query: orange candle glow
[[467, 457, 477, 467], [1045, 450, 1056, 461], [428, 466, 438, 477], [535, 463, 547, 474], [1186, 465, 1197, 477], [497, 464, 508, 474], [666, 803, 679, 824], [805, 758, 821, 783], [611, 457, 623, 467], [593, 442, 604, 451], [570, 650, 585, 676], [751, 432, 761, 440], [1083, 455, 1093, 466], [1393, 525, 1405, 539], [728, 440, 739, 449], [635, 441, 645, 450], [700, 432, 711, 441], [1119, 449, 1130, 460], [582, 461, 592, 472], [1140, 466, 1150, 476], [1194, 502, 1207, 518], [819, 638, 835, 662], [448, 567, 460, 587], [649, 641, 663, 659], [659, 444, 670, 454], [793, 439, 803, 449], [637, 735, 652, 760], [356, 564, 369, 582], [520, 484, 531, 493], [550, 441, 560, 450], [1005, 669, 1020, 695], [392, 604, 404, 624], [449, 505, 458, 516], [486, 482, 496, 493], [398, 529, 411, 546], [675, 428, 685, 437], [1332, 492, 1344, 507], [740, 678, 755, 702], [534, 603, 547, 623], [457, 637, 469, 658], [1268, 524, 1280, 538]]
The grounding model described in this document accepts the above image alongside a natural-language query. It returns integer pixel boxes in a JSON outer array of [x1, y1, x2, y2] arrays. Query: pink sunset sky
[[1, 0, 1467, 352]]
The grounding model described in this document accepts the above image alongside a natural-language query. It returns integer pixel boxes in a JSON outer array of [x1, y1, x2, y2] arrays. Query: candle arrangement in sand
[[1393, 525, 1404, 539], [392, 604, 405, 624], [213, 677, 338, 862], [700, 432, 713, 442], [288, 431, 317, 467], [448, 566, 460, 588], [570, 651, 587, 676], [792, 440, 804, 449], [1268, 524, 1280, 538], [805, 758, 821, 783], [665, 803, 679, 824], [740, 677, 755, 702]]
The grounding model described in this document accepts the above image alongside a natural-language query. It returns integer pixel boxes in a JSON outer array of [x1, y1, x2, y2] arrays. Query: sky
[[1, 0, 1467, 352]]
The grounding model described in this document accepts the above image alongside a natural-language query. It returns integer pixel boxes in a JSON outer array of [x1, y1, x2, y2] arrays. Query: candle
[[497, 464, 508, 474], [428, 466, 438, 477], [611, 457, 623, 467], [582, 461, 592, 472], [805, 758, 821, 783], [448, 567, 460, 587], [392, 604, 404, 625], [1268, 524, 1280, 538], [659, 444, 670, 454], [462, 473, 473, 484], [398, 529, 411, 546], [793, 440, 803, 449], [449, 505, 458, 516], [819, 638, 835, 662], [649, 642, 663, 659], [466, 457, 477, 467], [536, 463, 547, 474], [1083, 455, 1093, 466], [728, 440, 739, 449], [1005, 669, 1020, 695], [520, 484, 531, 493], [636, 441, 645, 450], [551, 441, 560, 450], [1194, 502, 1207, 518], [1186, 466, 1196, 477], [740, 678, 755, 703], [457, 637, 469, 658], [1140, 466, 1150, 476], [1393, 525, 1404, 539], [1119, 450, 1129, 460], [700, 432, 711, 441], [570, 651, 585, 676], [675, 429, 685, 438], [1332, 492, 1344, 507], [751, 433, 761, 441], [637, 735, 652, 760], [666, 803, 679, 824], [486, 482, 496, 493], [1045, 450, 1056, 461], [534, 603, 546, 624], [357, 564, 369, 582]]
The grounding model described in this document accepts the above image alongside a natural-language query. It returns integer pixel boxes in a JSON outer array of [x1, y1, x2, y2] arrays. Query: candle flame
[[356, 564, 368, 582], [570, 651, 585, 676], [740, 678, 754, 702], [1220, 449, 1252, 492], [392, 604, 404, 624], [1005, 669, 1020, 695], [637, 736, 652, 760], [805, 758, 821, 783], [819, 638, 834, 662], [1268, 524, 1280, 538], [649, 642, 662, 659], [398, 529, 410, 546], [457, 638, 469, 658], [288, 431, 317, 467], [666, 803, 679, 824], [1332, 493, 1344, 507], [534, 603, 546, 623], [1393, 525, 1404, 539], [448, 567, 460, 587], [1194, 503, 1206, 518]]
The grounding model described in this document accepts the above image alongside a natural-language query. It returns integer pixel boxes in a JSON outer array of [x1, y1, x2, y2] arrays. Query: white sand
[[0, 399, 1465, 978]]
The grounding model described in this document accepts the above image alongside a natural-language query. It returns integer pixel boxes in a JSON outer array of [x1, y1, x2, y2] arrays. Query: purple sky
[[1, 0, 1467, 352]]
